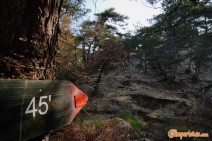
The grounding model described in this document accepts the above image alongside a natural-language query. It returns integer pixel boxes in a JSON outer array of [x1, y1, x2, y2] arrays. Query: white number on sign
[[25, 97, 37, 117], [25, 95, 51, 118]]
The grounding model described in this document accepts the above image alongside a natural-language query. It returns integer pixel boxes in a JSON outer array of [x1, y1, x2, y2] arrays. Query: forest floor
[[50, 58, 212, 141]]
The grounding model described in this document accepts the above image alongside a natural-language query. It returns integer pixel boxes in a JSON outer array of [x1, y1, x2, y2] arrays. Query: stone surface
[[199, 88, 212, 119]]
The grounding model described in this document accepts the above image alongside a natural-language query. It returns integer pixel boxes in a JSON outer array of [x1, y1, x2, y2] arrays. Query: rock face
[[77, 83, 95, 96], [93, 58, 212, 130], [199, 88, 212, 119], [95, 58, 193, 122], [66, 58, 212, 140]]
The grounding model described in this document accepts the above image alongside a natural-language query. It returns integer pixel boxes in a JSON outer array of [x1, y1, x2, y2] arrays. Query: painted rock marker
[[0, 80, 88, 141]]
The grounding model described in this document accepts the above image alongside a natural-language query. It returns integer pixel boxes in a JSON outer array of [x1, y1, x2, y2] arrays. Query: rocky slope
[[51, 58, 212, 141]]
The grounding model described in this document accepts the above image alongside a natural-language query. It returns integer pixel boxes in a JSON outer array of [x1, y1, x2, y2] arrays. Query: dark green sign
[[0, 80, 88, 141]]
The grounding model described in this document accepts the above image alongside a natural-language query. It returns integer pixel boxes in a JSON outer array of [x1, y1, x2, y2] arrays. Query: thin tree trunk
[[74, 46, 77, 66], [186, 57, 192, 74], [127, 52, 130, 62], [0, 0, 63, 80], [82, 44, 86, 67], [87, 41, 94, 64], [195, 63, 200, 78], [87, 44, 91, 64], [144, 51, 147, 72], [93, 63, 106, 95], [167, 17, 177, 79]]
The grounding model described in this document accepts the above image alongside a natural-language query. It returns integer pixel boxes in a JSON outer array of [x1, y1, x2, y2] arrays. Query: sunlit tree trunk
[[0, 0, 63, 80]]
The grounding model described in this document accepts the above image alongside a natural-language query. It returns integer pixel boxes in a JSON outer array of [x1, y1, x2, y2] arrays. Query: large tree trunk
[[0, 0, 63, 80]]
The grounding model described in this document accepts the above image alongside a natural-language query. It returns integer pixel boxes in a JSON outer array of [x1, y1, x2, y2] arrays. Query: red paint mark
[[74, 93, 88, 108], [70, 84, 88, 122]]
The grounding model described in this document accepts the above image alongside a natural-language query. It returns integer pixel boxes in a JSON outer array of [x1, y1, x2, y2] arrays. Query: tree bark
[[166, 17, 178, 79], [0, 0, 63, 80]]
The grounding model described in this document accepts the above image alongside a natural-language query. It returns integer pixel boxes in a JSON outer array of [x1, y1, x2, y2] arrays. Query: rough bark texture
[[165, 17, 178, 79], [0, 0, 63, 80]]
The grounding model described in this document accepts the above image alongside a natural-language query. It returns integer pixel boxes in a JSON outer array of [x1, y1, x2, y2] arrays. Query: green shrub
[[120, 114, 148, 129]]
